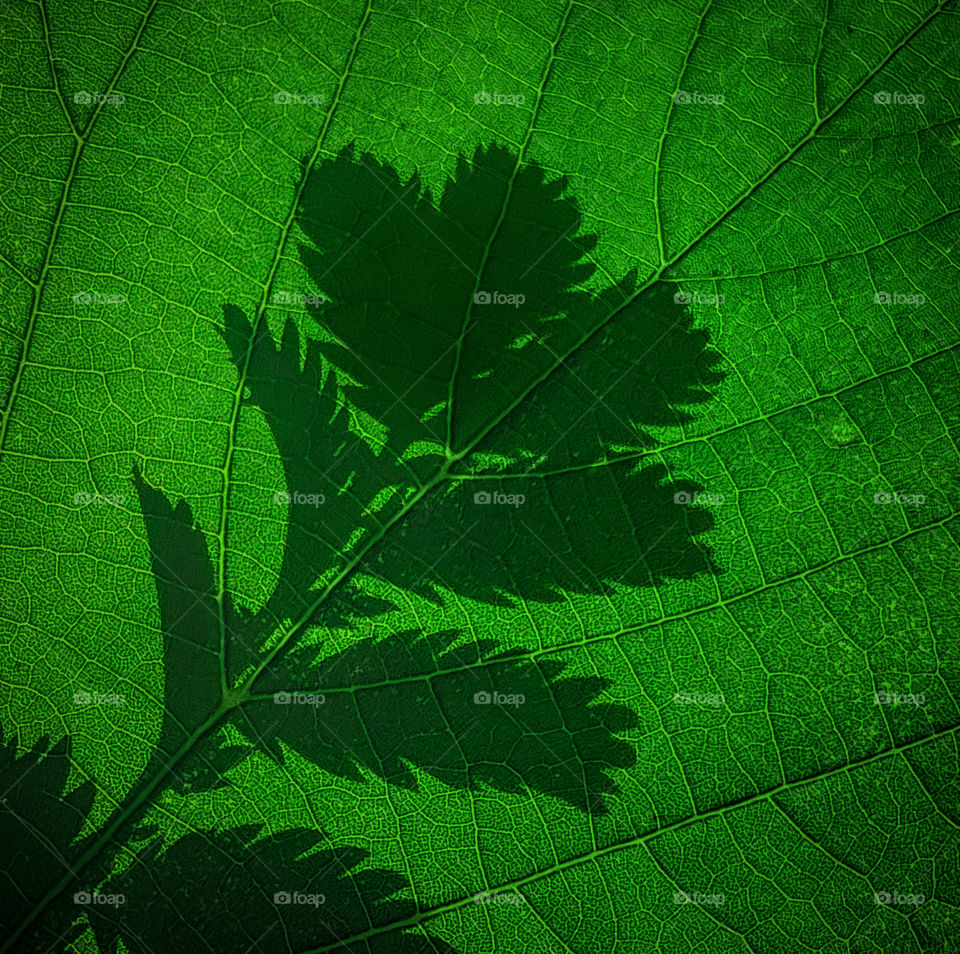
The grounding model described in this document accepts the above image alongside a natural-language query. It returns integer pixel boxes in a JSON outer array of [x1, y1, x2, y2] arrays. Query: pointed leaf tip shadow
[[241, 628, 638, 814], [133, 468, 264, 800], [132, 464, 223, 756], [507, 275, 727, 457], [90, 825, 458, 953]]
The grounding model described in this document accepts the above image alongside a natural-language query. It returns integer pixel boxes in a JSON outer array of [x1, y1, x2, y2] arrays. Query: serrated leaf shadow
[[1, 140, 726, 951], [219, 142, 724, 643], [242, 628, 638, 814], [122, 142, 725, 816], [0, 730, 93, 951], [0, 723, 456, 953], [89, 826, 457, 954]]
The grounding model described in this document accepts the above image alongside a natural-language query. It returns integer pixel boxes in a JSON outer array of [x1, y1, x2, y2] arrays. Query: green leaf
[[2, 1, 959, 952]]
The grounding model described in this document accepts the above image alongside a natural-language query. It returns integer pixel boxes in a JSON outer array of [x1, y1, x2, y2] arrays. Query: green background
[[1, 0, 958, 951]]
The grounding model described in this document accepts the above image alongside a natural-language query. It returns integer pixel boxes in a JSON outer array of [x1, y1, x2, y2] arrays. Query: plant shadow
[[129, 142, 726, 816], [243, 628, 638, 814], [0, 724, 456, 953], [218, 143, 724, 637]]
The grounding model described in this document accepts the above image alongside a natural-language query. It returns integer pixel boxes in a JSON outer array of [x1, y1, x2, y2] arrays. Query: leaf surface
[[1, 1, 958, 952]]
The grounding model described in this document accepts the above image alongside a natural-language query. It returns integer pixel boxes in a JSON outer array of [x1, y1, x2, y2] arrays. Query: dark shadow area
[[0, 730, 94, 951], [89, 827, 455, 953], [294, 144, 600, 459], [132, 447, 638, 814], [294, 144, 724, 460], [240, 628, 638, 814], [0, 722, 455, 953], [368, 458, 714, 605], [222, 151, 724, 614], [133, 465, 223, 760]]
